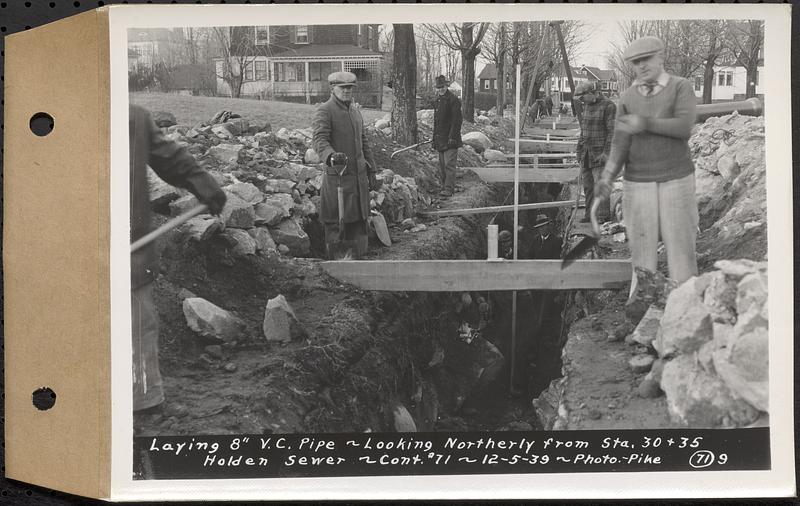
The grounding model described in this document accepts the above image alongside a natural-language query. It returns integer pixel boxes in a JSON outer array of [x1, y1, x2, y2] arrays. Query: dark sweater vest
[[619, 76, 697, 183]]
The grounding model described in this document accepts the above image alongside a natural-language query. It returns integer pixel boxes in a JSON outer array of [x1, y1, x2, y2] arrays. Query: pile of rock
[[627, 259, 768, 428]]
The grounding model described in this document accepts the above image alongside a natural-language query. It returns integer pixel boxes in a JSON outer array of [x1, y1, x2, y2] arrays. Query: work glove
[[594, 171, 614, 203], [327, 152, 348, 167], [204, 188, 227, 215], [447, 138, 459, 149]]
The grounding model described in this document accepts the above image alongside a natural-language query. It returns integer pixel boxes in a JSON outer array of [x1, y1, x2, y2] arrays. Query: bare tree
[[699, 20, 729, 104], [606, 20, 656, 89], [483, 22, 510, 111], [724, 20, 764, 98], [212, 27, 259, 99], [425, 22, 490, 122], [391, 24, 419, 146]]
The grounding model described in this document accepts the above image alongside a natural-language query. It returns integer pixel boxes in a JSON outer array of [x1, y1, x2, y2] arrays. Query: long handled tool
[[561, 198, 600, 269], [390, 139, 431, 159], [131, 203, 208, 253]]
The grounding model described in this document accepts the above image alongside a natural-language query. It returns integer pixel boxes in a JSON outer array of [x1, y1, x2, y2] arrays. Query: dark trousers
[[438, 148, 458, 192], [324, 220, 368, 259]]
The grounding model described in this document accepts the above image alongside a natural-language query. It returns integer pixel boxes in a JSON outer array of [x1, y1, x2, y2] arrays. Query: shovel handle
[[390, 139, 432, 159], [131, 203, 209, 253], [589, 198, 601, 237]]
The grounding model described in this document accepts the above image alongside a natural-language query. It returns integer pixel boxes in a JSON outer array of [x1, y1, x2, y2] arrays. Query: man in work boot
[[130, 104, 226, 420], [595, 36, 698, 323], [312, 71, 379, 259], [432, 75, 462, 197], [575, 81, 616, 223]]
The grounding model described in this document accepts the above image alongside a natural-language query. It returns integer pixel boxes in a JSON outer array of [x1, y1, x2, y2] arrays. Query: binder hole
[[29, 112, 54, 137], [32, 387, 57, 411]]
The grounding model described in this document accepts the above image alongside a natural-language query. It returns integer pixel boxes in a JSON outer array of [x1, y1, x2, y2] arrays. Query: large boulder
[[483, 149, 506, 163], [631, 306, 663, 347], [700, 270, 737, 324], [263, 179, 296, 194], [375, 118, 391, 130], [269, 218, 310, 256], [461, 131, 492, 152], [226, 182, 264, 205], [248, 227, 277, 254], [654, 277, 713, 358], [183, 297, 245, 343], [660, 354, 760, 427], [253, 202, 286, 227], [220, 193, 256, 229], [168, 194, 200, 217], [713, 326, 768, 412], [208, 143, 243, 165], [219, 228, 257, 258], [262, 294, 305, 342], [304, 148, 321, 165]]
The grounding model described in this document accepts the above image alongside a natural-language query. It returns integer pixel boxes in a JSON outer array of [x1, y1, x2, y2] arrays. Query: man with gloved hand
[[432, 75, 463, 197], [312, 71, 378, 259], [575, 81, 616, 223], [130, 104, 226, 418], [595, 36, 698, 322]]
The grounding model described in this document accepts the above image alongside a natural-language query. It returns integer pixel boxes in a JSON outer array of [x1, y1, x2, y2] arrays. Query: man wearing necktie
[[594, 36, 698, 323]]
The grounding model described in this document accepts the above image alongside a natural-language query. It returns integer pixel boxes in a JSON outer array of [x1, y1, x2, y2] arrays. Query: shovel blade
[[370, 212, 392, 246]]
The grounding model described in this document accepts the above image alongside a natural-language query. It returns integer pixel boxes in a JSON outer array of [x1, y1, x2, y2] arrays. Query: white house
[[692, 65, 764, 101]]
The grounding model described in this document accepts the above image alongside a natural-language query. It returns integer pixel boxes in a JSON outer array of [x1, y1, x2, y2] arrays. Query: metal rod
[[510, 63, 522, 394], [131, 204, 209, 253], [421, 200, 575, 217]]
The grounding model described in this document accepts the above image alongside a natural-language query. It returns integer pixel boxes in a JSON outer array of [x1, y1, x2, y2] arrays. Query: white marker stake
[[487, 224, 499, 260]]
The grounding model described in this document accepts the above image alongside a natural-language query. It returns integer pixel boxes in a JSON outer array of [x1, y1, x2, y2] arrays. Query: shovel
[[561, 199, 600, 269], [390, 139, 432, 159], [131, 203, 209, 253], [369, 210, 391, 246]]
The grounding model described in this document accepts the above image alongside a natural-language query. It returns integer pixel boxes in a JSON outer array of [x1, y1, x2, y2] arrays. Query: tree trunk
[[745, 64, 758, 98], [496, 23, 507, 112], [461, 50, 477, 122], [391, 24, 419, 146], [702, 58, 716, 104]]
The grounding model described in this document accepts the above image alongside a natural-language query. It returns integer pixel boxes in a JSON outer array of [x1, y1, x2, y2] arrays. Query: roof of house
[[594, 69, 617, 81], [478, 63, 496, 80], [270, 44, 382, 58]]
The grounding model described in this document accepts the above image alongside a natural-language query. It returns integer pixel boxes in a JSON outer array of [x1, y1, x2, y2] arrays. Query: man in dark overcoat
[[312, 71, 378, 259], [575, 81, 616, 223], [432, 75, 462, 197], [130, 104, 226, 414]]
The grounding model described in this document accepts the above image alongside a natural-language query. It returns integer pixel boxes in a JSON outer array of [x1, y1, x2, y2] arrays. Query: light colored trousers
[[132, 283, 164, 411], [438, 148, 458, 192], [623, 173, 699, 284]]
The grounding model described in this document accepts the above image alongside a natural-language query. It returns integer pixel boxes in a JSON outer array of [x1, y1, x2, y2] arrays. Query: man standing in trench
[[432, 75, 463, 197], [130, 104, 226, 418], [575, 81, 616, 223], [595, 36, 698, 321], [312, 71, 379, 259]]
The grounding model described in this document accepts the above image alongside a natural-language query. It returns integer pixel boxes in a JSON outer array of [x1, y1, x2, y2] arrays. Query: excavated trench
[[143, 178, 576, 436]]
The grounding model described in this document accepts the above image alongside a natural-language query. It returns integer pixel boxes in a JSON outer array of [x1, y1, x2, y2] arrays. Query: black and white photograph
[[114, 3, 792, 500]]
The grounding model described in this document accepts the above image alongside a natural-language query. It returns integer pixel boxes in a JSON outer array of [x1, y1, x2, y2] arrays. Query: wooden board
[[421, 200, 576, 217], [468, 166, 580, 183], [320, 259, 632, 291], [523, 128, 581, 138], [515, 139, 577, 154]]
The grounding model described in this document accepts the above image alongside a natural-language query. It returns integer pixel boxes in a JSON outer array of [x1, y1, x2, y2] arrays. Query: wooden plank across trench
[[524, 128, 580, 138], [420, 199, 575, 217], [320, 259, 632, 291], [467, 166, 580, 183]]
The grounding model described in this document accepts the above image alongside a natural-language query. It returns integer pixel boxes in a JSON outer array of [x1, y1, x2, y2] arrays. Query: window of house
[[295, 25, 309, 44], [243, 63, 255, 82], [255, 60, 268, 80], [493, 80, 497, 90], [506, 80, 511, 89], [255, 26, 270, 46], [484, 80, 490, 90], [694, 76, 703, 91], [600, 81, 608, 90], [726, 72, 733, 87], [309, 61, 339, 81], [717, 70, 733, 87], [273, 62, 305, 82]]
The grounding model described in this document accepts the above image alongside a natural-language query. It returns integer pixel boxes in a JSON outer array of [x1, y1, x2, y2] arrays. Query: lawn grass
[[129, 92, 388, 130]]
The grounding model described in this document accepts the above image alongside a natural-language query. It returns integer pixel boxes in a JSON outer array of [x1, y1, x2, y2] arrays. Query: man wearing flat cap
[[574, 81, 616, 223], [312, 71, 378, 259], [432, 75, 463, 197], [595, 36, 698, 320]]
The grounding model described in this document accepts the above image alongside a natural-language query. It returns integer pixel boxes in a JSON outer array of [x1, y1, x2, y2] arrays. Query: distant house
[[448, 81, 463, 99], [552, 64, 618, 98], [128, 28, 180, 70], [216, 25, 383, 107], [478, 63, 512, 93], [691, 62, 764, 102]]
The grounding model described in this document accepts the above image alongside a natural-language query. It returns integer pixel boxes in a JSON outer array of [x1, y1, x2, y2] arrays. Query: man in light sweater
[[595, 36, 698, 320]]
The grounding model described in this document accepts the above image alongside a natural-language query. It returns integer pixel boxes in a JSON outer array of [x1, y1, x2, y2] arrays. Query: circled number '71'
[[689, 450, 728, 468]]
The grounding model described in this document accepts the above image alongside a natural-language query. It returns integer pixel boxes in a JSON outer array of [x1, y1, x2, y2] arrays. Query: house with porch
[[551, 64, 618, 99], [477, 63, 513, 93], [215, 24, 383, 108], [691, 64, 764, 102]]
